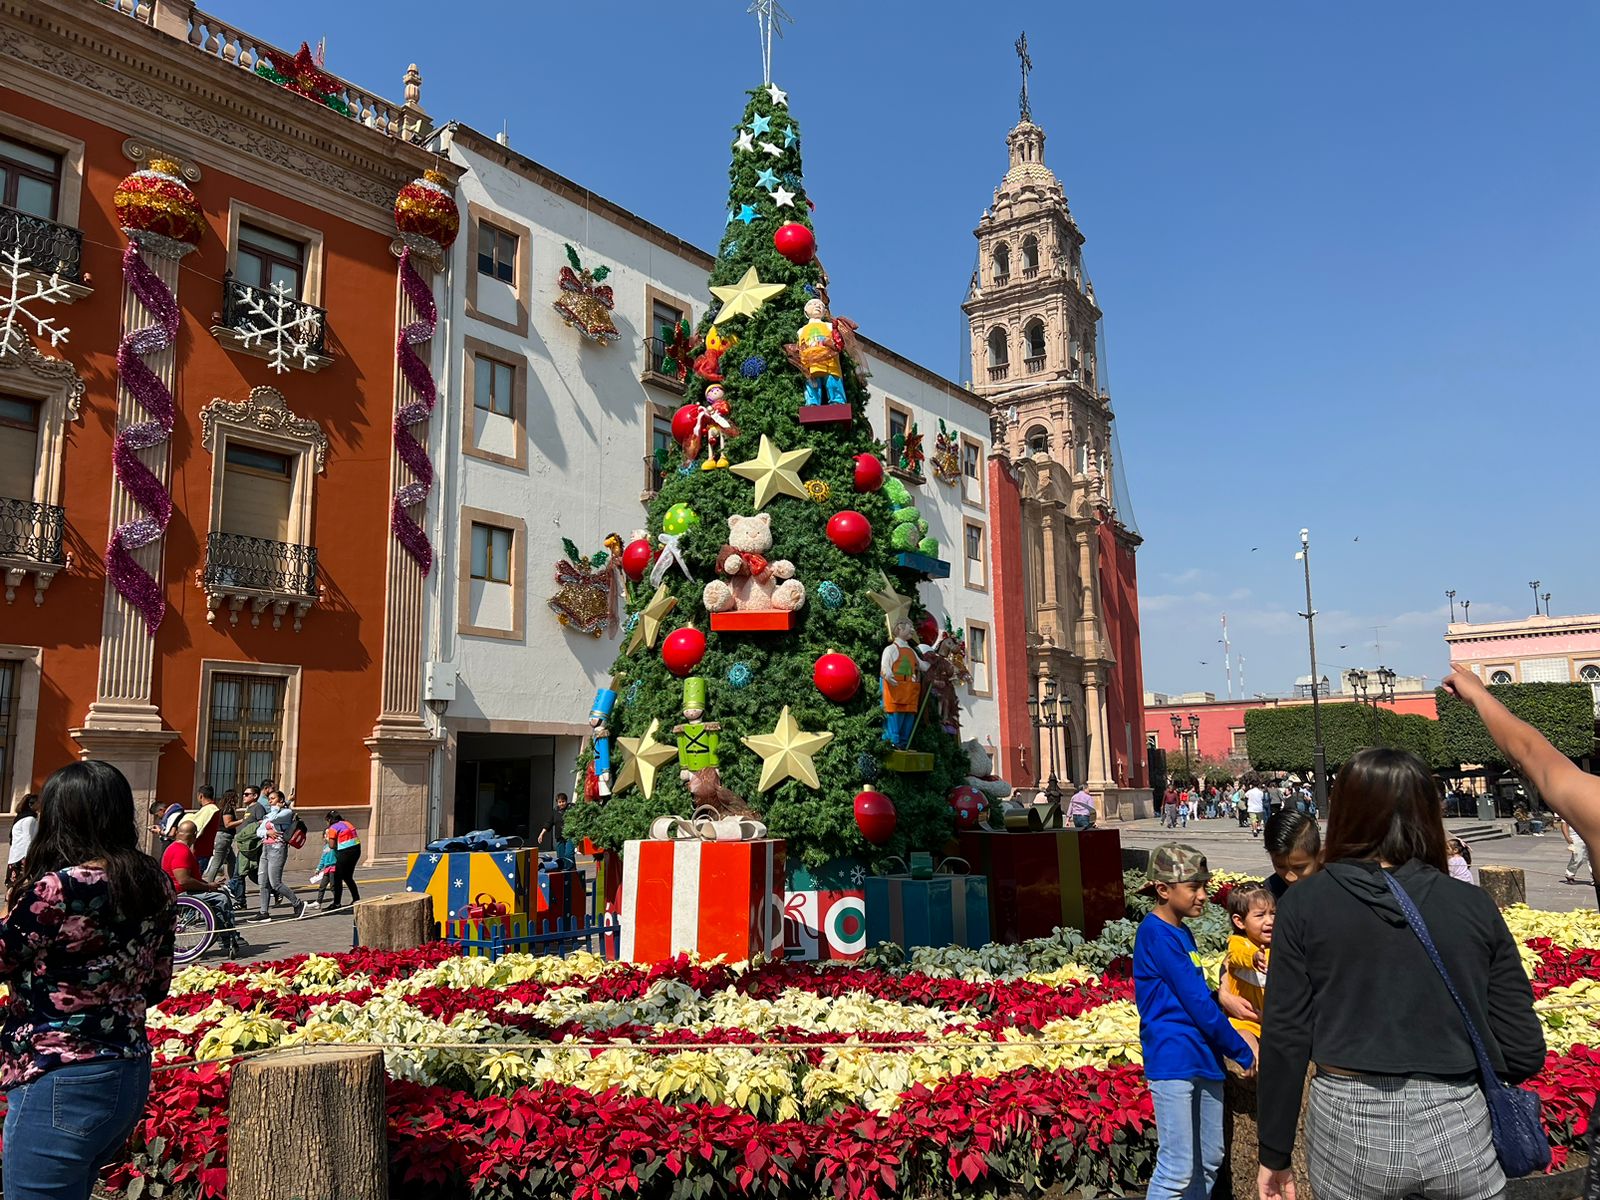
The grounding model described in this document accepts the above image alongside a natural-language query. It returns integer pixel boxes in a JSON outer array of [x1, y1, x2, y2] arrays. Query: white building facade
[[420, 124, 998, 845]]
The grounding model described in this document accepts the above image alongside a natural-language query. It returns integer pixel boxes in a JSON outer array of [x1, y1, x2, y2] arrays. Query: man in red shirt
[[162, 820, 243, 958]]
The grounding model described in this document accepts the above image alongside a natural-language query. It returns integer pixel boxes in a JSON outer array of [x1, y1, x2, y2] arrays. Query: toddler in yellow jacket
[[1224, 882, 1274, 1039]]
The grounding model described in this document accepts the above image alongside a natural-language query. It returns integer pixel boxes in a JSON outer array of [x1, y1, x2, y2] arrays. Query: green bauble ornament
[[663, 503, 701, 535]]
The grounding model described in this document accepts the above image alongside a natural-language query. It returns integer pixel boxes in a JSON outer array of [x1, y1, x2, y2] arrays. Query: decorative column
[[72, 149, 203, 809], [364, 171, 458, 860]]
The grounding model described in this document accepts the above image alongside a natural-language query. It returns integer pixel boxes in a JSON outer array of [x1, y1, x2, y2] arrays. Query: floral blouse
[[0, 866, 175, 1089]]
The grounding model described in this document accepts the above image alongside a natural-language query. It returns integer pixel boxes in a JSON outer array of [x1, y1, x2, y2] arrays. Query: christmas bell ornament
[[826, 510, 872, 555], [661, 626, 707, 677], [393, 169, 460, 261], [773, 222, 816, 265], [948, 785, 986, 830], [114, 158, 204, 248], [620, 538, 654, 583], [853, 790, 897, 845], [852, 453, 885, 493], [813, 650, 862, 703]]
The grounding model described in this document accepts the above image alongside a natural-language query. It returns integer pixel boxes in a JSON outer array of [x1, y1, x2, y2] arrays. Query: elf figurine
[[673, 676, 721, 770], [880, 618, 933, 748], [589, 687, 617, 797], [695, 385, 739, 470], [796, 298, 847, 406]]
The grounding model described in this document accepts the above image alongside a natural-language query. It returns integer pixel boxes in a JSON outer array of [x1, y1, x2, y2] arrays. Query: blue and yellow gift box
[[404, 848, 535, 926]]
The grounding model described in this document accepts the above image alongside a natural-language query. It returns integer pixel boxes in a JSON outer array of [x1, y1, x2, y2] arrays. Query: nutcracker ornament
[[589, 687, 617, 797], [880, 618, 932, 748], [673, 676, 721, 772]]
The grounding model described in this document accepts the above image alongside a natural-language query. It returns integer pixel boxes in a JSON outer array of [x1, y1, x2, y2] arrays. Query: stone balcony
[[0, 496, 67, 605], [200, 529, 319, 631]]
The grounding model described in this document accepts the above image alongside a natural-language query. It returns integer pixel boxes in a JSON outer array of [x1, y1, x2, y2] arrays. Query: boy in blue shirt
[[1134, 843, 1257, 1199]]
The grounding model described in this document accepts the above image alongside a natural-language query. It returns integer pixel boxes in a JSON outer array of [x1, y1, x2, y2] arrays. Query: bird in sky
[[1353, 536, 1360, 542], [1250, 547, 1259, 552]]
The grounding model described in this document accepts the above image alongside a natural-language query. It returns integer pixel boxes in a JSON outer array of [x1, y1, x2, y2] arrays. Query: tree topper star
[[730, 434, 813, 510], [627, 583, 679, 653], [709, 266, 786, 323], [611, 718, 679, 798], [742, 706, 833, 792]]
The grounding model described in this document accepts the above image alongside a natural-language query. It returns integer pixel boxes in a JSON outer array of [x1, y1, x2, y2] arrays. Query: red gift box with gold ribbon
[[957, 827, 1124, 943]]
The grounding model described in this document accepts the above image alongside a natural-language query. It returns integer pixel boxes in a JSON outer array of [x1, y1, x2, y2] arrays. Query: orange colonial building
[[0, 0, 453, 862]]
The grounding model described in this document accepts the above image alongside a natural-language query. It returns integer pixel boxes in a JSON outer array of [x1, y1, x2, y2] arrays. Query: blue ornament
[[740, 356, 766, 379], [626, 680, 643, 705], [755, 167, 780, 190], [803, 283, 816, 297], [818, 580, 844, 609], [735, 204, 757, 225], [677, 464, 697, 477], [624, 613, 639, 636], [857, 753, 881, 782], [749, 113, 773, 137], [783, 125, 798, 149], [726, 662, 753, 690], [726, 239, 740, 255]]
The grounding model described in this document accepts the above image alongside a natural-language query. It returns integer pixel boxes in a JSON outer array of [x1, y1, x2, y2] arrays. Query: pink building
[[1146, 692, 1439, 768], [1446, 613, 1600, 700]]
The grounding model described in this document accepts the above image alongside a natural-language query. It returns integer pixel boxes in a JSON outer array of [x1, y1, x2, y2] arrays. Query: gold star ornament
[[868, 571, 914, 637], [627, 583, 679, 653], [741, 705, 834, 792], [730, 435, 813, 510], [611, 718, 680, 798], [709, 266, 786, 323]]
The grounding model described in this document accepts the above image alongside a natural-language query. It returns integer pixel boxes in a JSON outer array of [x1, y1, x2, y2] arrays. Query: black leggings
[[332, 847, 361, 906]]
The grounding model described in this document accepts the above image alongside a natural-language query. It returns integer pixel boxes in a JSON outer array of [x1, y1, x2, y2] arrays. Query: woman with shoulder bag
[[1257, 746, 1545, 1200]]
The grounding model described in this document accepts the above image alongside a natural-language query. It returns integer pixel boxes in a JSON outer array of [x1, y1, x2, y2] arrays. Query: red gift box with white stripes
[[619, 838, 786, 963]]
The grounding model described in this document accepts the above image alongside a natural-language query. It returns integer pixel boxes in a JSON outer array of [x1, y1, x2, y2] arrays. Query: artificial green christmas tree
[[567, 85, 969, 869]]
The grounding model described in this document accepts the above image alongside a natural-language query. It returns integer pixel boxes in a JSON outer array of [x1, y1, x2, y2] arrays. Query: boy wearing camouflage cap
[[1134, 843, 1257, 1200]]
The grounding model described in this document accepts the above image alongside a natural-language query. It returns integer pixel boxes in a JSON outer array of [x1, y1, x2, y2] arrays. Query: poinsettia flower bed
[[71, 896, 1600, 1198]]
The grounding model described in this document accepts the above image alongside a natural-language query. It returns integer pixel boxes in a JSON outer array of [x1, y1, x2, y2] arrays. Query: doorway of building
[[452, 733, 560, 844]]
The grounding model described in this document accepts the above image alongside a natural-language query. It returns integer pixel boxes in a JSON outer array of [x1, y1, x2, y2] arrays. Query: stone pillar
[[71, 164, 197, 808], [366, 248, 439, 862]]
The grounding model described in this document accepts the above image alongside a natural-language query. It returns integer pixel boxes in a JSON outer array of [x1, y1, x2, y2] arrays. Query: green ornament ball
[[663, 503, 701, 536]]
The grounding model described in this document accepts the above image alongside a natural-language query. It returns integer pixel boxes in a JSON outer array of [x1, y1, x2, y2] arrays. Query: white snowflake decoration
[[237, 279, 321, 373], [0, 248, 71, 357]]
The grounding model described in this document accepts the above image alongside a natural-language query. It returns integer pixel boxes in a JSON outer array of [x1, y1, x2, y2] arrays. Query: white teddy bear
[[701, 513, 807, 613]]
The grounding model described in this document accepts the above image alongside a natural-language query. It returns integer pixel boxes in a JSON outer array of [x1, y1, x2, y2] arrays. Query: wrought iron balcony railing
[[203, 530, 318, 597], [219, 275, 328, 357], [640, 336, 688, 391], [0, 496, 66, 565], [0, 207, 84, 283]]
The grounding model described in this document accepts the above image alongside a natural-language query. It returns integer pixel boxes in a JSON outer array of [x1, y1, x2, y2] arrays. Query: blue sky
[[222, 1, 1598, 697]]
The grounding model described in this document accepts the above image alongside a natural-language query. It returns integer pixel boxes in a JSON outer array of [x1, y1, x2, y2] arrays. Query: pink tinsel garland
[[106, 240, 180, 635], [391, 247, 438, 573]]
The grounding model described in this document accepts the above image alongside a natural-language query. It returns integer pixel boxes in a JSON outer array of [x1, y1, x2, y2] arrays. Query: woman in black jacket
[[1257, 747, 1545, 1200]]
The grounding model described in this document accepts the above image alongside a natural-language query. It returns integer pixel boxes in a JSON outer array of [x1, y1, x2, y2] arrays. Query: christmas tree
[[566, 84, 969, 868]]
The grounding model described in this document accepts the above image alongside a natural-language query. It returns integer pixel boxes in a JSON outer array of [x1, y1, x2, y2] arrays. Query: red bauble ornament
[[620, 538, 654, 582], [915, 613, 940, 646], [854, 790, 897, 845], [826, 510, 873, 554], [661, 627, 706, 677], [813, 651, 862, 703], [948, 785, 986, 830], [852, 453, 885, 493], [773, 222, 816, 264], [670, 403, 701, 450]]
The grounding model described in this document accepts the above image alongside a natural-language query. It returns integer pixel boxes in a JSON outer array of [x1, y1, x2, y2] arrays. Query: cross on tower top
[[1015, 31, 1033, 122]]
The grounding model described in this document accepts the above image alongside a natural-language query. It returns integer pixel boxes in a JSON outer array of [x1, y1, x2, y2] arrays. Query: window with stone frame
[[0, 136, 60, 220], [477, 221, 517, 283], [203, 672, 287, 797], [0, 660, 17, 804], [0, 393, 39, 503], [235, 224, 305, 295], [991, 243, 1010, 283]]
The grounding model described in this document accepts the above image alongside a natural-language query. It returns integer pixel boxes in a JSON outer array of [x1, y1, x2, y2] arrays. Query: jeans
[[1147, 1077, 1224, 1200], [3, 1056, 151, 1200], [331, 846, 361, 907], [1072, 813, 1094, 830], [204, 833, 235, 882], [257, 842, 297, 915]]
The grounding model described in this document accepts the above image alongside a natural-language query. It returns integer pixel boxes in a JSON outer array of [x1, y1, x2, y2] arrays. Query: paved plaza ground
[[204, 814, 1596, 967]]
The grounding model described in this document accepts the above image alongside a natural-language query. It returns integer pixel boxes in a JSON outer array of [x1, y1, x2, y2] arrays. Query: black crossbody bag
[[1383, 872, 1550, 1178]]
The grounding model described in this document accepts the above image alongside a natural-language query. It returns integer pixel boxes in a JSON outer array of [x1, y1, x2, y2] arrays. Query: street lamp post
[[1445, 590, 1457, 623], [1297, 529, 1328, 813], [1187, 713, 1200, 786], [1462, 599, 1471, 623], [1530, 580, 1542, 617], [1027, 675, 1064, 808], [1543, 592, 1552, 617]]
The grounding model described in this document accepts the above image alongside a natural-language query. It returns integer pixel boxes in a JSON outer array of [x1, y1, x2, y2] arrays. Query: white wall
[[430, 131, 997, 758]]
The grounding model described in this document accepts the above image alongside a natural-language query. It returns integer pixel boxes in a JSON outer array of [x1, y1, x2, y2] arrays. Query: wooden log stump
[[1479, 865, 1527, 909], [229, 1047, 387, 1200], [1221, 1071, 1313, 1200], [354, 893, 435, 949]]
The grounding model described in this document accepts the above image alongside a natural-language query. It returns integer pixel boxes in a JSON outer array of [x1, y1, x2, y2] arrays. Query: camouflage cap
[[1142, 842, 1212, 891]]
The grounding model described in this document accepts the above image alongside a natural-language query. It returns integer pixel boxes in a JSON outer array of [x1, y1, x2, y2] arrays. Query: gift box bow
[[648, 805, 769, 843], [457, 893, 508, 921]]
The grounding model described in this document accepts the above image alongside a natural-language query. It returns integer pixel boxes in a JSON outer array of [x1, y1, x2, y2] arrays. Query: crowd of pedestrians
[[1159, 776, 1319, 835], [1134, 662, 1600, 1200]]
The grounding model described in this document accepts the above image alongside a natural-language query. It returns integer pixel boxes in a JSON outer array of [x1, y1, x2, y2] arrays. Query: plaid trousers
[[1306, 1073, 1505, 1200]]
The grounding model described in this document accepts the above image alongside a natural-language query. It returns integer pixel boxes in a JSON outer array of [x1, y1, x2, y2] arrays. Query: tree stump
[[354, 893, 435, 949], [1221, 1071, 1313, 1200], [229, 1047, 387, 1200], [1479, 865, 1527, 909]]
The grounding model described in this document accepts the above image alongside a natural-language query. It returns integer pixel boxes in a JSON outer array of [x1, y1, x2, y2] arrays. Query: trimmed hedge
[[1244, 702, 1444, 774], [1435, 682, 1595, 767]]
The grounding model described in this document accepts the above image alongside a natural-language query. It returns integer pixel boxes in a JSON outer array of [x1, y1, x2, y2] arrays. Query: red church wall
[[986, 456, 1034, 786], [1097, 520, 1147, 790]]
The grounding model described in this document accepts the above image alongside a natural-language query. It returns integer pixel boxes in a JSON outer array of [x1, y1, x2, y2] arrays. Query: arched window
[[1023, 319, 1047, 367], [1489, 670, 1513, 685], [992, 243, 1010, 283], [1021, 235, 1039, 274], [986, 327, 1010, 370], [1582, 665, 1600, 683], [1074, 440, 1089, 475], [1025, 425, 1049, 457]]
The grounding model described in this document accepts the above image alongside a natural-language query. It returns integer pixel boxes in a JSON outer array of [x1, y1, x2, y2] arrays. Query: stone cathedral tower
[[966, 43, 1149, 816]]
